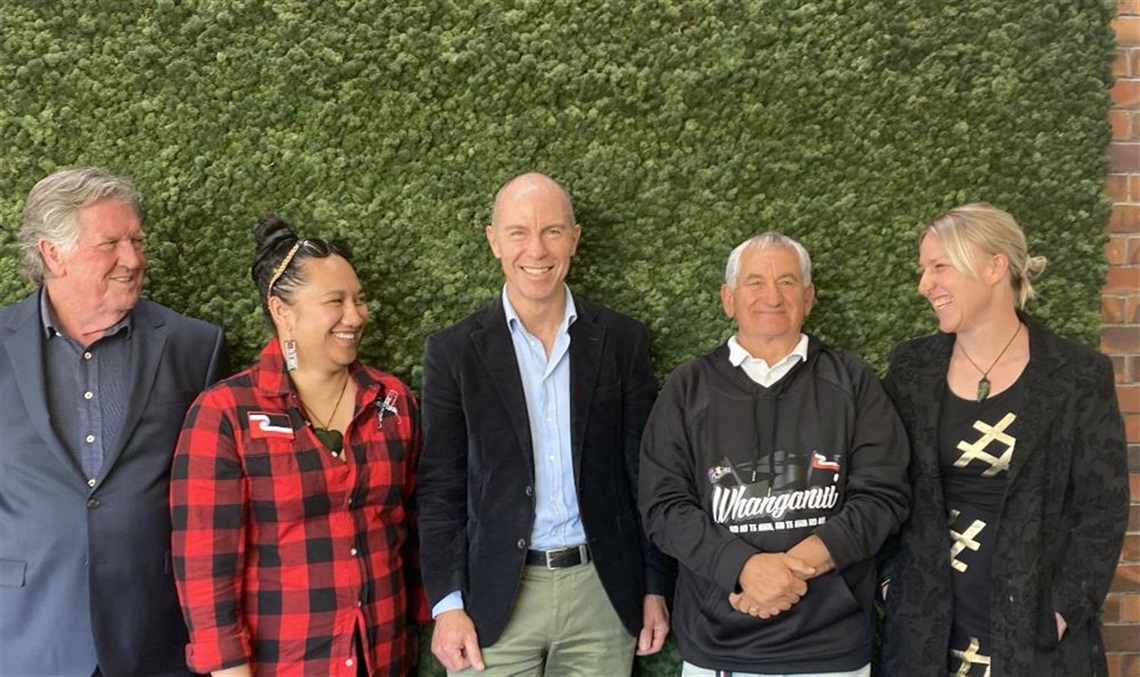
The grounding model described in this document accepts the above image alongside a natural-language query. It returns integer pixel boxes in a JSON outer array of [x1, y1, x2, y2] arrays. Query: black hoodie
[[639, 336, 910, 673]]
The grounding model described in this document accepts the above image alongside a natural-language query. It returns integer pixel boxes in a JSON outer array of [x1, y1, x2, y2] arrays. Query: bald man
[[418, 173, 673, 675]]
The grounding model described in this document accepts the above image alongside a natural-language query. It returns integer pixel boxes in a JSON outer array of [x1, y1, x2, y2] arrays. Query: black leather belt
[[525, 544, 590, 569]]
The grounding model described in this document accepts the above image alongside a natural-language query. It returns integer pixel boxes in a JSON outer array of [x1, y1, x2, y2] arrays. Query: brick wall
[[1105, 3, 1140, 676]]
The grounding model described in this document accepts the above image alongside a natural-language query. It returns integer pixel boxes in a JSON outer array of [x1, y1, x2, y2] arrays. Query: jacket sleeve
[[203, 324, 229, 387], [1051, 353, 1129, 628], [812, 357, 912, 572], [170, 391, 252, 673], [874, 344, 910, 585], [416, 333, 471, 607], [620, 322, 677, 597], [639, 367, 757, 594]]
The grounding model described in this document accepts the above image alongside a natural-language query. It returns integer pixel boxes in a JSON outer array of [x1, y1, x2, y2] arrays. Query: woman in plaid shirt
[[171, 216, 425, 676]]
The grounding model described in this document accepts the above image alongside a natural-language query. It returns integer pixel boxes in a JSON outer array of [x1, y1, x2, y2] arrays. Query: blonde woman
[[878, 204, 1128, 677]]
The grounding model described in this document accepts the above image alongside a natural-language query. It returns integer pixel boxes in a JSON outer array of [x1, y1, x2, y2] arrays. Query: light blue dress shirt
[[432, 286, 585, 618]]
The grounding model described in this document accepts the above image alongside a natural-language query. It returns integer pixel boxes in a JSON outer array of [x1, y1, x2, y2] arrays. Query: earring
[[284, 334, 299, 371]]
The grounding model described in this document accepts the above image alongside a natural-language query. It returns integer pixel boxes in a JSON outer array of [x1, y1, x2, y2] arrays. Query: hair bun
[[1025, 254, 1048, 280], [253, 214, 297, 259]]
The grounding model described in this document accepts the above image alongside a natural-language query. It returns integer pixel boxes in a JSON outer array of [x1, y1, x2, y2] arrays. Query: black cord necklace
[[957, 322, 1022, 401], [299, 374, 349, 455]]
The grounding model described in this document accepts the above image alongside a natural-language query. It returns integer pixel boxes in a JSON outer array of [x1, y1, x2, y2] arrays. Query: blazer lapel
[[100, 301, 168, 478], [1006, 322, 1067, 483], [568, 305, 605, 485], [906, 333, 954, 480], [471, 299, 535, 473], [2, 294, 85, 481]]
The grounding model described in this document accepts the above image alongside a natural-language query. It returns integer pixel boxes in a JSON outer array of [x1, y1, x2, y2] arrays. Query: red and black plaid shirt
[[171, 340, 426, 676]]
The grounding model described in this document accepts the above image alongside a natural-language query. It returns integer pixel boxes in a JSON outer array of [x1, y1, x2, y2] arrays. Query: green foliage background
[[0, 1, 1116, 674]]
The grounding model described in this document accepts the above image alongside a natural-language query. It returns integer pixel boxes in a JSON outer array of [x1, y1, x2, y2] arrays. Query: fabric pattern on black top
[[939, 378, 1025, 677]]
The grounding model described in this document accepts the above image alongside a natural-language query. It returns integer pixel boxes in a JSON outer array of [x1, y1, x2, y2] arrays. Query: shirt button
[[86, 499, 100, 509], [350, 548, 358, 556], [84, 391, 94, 400], [85, 434, 95, 444], [87, 478, 96, 488], [548, 455, 555, 462], [83, 352, 92, 360], [525, 486, 534, 497], [356, 599, 363, 607], [517, 539, 526, 549], [345, 658, 354, 667]]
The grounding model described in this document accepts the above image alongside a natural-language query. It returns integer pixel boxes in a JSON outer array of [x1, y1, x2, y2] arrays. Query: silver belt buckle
[[543, 547, 567, 570], [543, 545, 588, 570]]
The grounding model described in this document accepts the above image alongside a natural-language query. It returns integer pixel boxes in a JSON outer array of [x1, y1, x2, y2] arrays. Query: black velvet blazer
[[877, 315, 1128, 677], [417, 294, 673, 646]]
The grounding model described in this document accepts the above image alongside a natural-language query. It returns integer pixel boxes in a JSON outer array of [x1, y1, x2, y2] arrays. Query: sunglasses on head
[[267, 237, 352, 294]]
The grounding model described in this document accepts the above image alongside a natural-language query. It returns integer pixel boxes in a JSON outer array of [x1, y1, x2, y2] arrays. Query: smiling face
[[270, 255, 368, 372], [41, 198, 145, 332], [917, 233, 1003, 334], [486, 174, 580, 313], [721, 244, 814, 360]]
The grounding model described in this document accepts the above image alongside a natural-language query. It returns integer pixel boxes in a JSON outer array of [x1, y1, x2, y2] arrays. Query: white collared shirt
[[726, 334, 809, 387]]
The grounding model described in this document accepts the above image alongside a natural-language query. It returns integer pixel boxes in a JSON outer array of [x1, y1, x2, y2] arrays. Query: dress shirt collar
[[727, 333, 809, 386], [39, 287, 132, 341], [501, 285, 578, 336]]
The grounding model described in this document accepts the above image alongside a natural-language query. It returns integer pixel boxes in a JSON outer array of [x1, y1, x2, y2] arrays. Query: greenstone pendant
[[976, 377, 991, 402], [312, 426, 344, 453]]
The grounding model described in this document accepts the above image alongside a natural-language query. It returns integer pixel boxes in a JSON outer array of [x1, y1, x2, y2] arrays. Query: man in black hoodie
[[639, 232, 910, 676]]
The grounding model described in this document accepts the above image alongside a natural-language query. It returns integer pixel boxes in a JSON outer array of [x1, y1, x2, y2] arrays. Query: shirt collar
[[726, 333, 809, 368], [501, 285, 578, 336], [39, 287, 132, 341]]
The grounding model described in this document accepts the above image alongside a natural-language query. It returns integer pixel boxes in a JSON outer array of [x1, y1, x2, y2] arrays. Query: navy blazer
[[418, 294, 673, 646], [0, 293, 226, 677]]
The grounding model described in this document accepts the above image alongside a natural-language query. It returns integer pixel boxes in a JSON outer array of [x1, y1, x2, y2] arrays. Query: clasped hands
[[728, 552, 815, 620]]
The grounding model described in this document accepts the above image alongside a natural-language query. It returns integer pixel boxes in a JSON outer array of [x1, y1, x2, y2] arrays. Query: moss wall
[[0, 1, 1116, 674]]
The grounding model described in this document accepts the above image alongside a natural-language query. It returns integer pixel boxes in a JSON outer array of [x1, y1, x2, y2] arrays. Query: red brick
[[1117, 17, 1140, 47], [1129, 414, 1140, 443], [1103, 326, 1140, 353], [1106, 652, 1121, 677], [1118, 50, 1134, 79], [1109, 144, 1140, 174], [1131, 472, 1140, 500], [1108, 204, 1140, 238], [1120, 0, 1140, 16], [1127, 534, 1140, 561], [1115, 110, 1134, 141], [1105, 621, 1140, 652], [1131, 50, 1140, 82], [1104, 267, 1140, 293], [1130, 297, 1140, 323], [1130, 356, 1140, 381], [1131, 174, 1140, 202], [1129, 504, 1140, 532], [1120, 653, 1140, 677], [1128, 237, 1140, 264], [1122, 385, 1140, 413], [1115, 80, 1140, 108], [1110, 236, 1131, 265], [1108, 296, 1129, 323], [1106, 594, 1124, 623], [1115, 355, 1131, 383], [1123, 594, 1140, 622], [1110, 174, 1132, 202]]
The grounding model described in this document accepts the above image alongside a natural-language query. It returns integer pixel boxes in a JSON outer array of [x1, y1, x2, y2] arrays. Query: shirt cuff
[[432, 590, 464, 618]]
